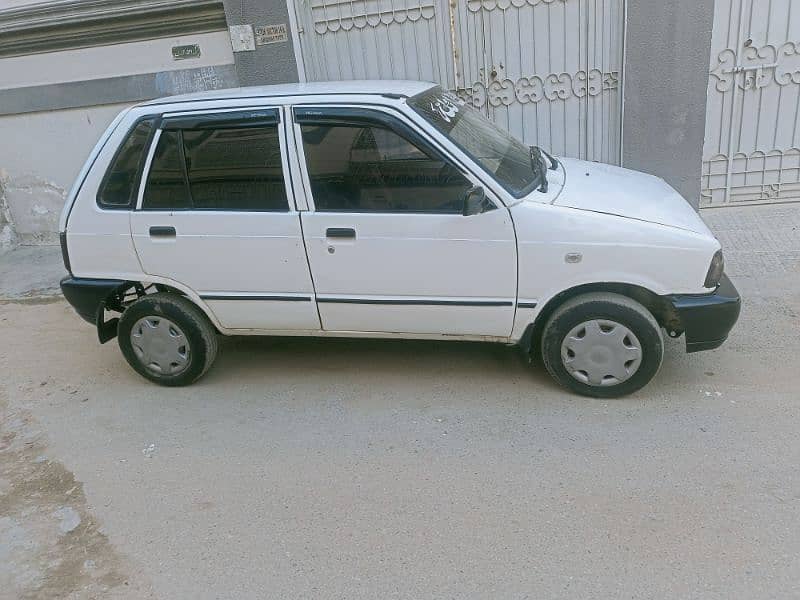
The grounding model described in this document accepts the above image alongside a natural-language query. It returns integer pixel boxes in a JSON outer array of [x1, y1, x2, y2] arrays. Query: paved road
[[1, 204, 799, 599]]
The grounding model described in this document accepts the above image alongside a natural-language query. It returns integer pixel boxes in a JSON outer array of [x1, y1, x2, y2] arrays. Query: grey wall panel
[[221, 0, 299, 85], [0, 65, 239, 116], [622, 0, 715, 207]]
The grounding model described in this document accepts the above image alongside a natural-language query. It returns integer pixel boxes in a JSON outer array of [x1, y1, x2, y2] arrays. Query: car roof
[[139, 80, 438, 107]]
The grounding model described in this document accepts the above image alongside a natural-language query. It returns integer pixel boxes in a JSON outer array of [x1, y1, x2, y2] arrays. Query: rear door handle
[[149, 226, 176, 238], [326, 227, 356, 239]]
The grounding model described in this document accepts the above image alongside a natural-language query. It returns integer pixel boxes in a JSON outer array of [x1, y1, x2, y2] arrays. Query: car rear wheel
[[118, 292, 218, 386], [541, 292, 664, 398]]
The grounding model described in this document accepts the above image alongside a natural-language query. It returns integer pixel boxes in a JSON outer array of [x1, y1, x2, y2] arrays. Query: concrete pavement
[[1, 202, 799, 599]]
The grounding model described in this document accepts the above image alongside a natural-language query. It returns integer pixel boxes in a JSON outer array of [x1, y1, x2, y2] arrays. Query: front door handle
[[149, 226, 176, 238], [326, 227, 356, 239]]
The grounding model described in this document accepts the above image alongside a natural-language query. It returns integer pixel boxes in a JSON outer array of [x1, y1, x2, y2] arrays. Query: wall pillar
[[622, 0, 715, 207], [220, 0, 299, 86]]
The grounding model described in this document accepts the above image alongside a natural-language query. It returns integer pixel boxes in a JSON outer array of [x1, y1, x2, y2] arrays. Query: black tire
[[117, 292, 218, 386], [540, 292, 664, 398]]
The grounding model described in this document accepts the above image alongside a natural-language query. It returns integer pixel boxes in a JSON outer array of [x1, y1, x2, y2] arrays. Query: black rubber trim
[[294, 106, 453, 164], [666, 274, 741, 354], [60, 277, 126, 324], [162, 108, 279, 130], [316, 297, 513, 306], [201, 295, 311, 302], [517, 302, 538, 309]]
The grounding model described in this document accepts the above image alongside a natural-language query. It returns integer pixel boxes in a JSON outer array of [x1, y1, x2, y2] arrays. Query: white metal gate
[[293, 0, 624, 164], [702, 0, 800, 206]]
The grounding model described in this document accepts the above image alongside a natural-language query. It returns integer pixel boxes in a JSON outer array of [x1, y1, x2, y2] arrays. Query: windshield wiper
[[529, 146, 548, 193]]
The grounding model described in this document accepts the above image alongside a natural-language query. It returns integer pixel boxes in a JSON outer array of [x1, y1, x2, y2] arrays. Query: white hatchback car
[[59, 81, 740, 397]]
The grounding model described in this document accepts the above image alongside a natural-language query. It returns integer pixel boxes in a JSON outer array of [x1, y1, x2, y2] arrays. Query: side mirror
[[462, 186, 486, 217]]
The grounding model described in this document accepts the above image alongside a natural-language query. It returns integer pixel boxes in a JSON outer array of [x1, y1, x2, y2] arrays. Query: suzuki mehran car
[[59, 81, 740, 398]]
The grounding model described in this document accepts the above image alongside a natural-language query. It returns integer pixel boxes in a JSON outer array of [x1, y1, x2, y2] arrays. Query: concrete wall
[[0, 103, 132, 244], [0, 179, 17, 252], [220, 0, 299, 86], [0, 24, 237, 245], [622, 0, 716, 207]]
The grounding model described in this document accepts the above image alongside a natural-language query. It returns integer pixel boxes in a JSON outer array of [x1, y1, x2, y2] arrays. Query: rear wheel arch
[[132, 280, 223, 333], [520, 282, 677, 360], [94, 280, 223, 342]]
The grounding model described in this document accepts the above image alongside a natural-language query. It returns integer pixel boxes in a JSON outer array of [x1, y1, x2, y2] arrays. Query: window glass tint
[[142, 130, 191, 210], [97, 119, 154, 208], [300, 124, 471, 213], [182, 127, 288, 211]]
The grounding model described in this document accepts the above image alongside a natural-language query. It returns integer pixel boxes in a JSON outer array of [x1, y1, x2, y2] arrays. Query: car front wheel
[[117, 292, 218, 386], [541, 292, 664, 398]]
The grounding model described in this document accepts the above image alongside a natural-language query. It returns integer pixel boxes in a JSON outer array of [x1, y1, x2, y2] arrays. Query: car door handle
[[149, 226, 176, 238], [326, 227, 356, 239]]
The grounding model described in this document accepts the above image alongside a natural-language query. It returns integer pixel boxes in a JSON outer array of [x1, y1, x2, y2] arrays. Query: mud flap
[[96, 302, 120, 344]]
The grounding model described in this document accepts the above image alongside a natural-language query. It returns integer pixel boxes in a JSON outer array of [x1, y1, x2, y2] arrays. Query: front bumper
[[667, 274, 741, 353]]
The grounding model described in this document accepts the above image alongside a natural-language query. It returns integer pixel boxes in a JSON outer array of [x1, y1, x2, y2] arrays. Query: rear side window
[[97, 118, 154, 209], [183, 128, 288, 211], [142, 122, 289, 211]]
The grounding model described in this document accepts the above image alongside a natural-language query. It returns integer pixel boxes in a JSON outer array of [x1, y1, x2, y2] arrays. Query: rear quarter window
[[97, 118, 155, 209]]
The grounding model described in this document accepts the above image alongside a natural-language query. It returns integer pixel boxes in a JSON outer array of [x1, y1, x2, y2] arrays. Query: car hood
[[552, 158, 714, 236]]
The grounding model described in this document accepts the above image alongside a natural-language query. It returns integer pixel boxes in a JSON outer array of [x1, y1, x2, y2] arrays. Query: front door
[[130, 108, 320, 331], [292, 106, 517, 337]]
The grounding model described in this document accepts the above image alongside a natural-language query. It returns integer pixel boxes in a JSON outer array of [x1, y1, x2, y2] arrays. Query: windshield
[[409, 86, 541, 198]]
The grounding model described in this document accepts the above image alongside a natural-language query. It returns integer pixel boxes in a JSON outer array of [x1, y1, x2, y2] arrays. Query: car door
[[130, 107, 320, 331], [292, 106, 517, 337]]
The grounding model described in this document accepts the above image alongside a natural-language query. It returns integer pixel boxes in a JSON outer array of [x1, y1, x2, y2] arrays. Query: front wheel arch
[[520, 282, 677, 361]]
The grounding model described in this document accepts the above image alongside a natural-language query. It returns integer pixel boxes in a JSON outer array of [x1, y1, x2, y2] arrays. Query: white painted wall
[[0, 31, 235, 90], [0, 103, 130, 243], [0, 30, 236, 244]]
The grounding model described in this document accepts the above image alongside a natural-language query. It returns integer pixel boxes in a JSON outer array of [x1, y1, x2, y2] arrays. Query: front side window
[[409, 86, 540, 198], [97, 118, 154, 208], [142, 122, 289, 211], [299, 122, 472, 213]]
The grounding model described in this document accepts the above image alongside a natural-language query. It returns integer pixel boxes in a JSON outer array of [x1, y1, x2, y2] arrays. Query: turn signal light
[[704, 250, 724, 288]]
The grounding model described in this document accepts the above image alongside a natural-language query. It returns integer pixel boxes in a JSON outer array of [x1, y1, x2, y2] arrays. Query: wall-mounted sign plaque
[[172, 44, 201, 60], [255, 24, 288, 45]]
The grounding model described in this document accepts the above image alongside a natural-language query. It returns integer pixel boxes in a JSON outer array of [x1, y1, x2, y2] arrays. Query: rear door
[[130, 107, 320, 331], [292, 106, 518, 337]]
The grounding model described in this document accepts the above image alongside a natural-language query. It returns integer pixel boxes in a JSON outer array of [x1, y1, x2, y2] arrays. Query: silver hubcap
[[561, 320, 642, 387], [130, 317, 190, 376]]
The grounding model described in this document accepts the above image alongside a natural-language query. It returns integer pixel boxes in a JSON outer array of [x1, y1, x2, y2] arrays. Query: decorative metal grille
[[294, 0, 623, 164], [702, 0, 800, 206]]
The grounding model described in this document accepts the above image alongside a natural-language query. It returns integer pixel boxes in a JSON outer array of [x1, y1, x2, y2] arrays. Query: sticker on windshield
[[429, 91, 465, 123]]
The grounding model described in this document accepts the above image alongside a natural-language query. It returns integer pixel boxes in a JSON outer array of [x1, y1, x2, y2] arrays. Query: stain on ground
[[0, 395, 129, 600]]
